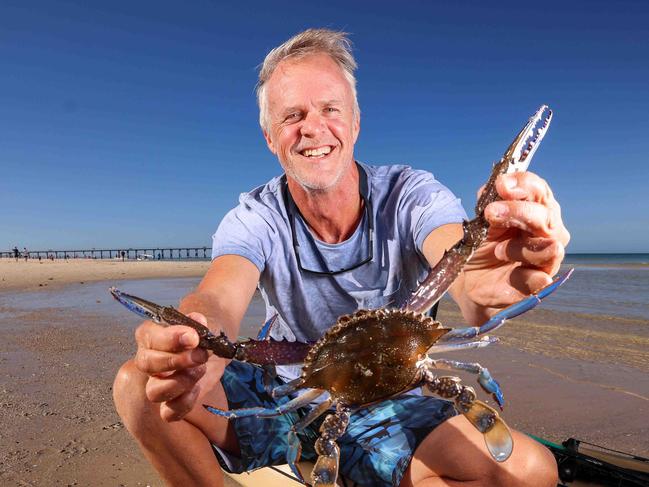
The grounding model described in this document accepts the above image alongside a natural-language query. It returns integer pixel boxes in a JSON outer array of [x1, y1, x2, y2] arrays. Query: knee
[[113, 359, 156, 434], [492, 437, 558, 487]]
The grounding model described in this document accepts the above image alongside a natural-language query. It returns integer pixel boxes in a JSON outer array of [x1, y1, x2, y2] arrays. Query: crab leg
[[204, 388, 325, 419], [312, 404, 351, 487], [110, 287, 311, 365], [430, 358, 505, 409], [404, 106, 553, 315], [271, 376, 305, 399], [420, 365, 513, 462], [439, 269, 572, 343], [286, 398, 335, 484], [427, 336, 498, 354]]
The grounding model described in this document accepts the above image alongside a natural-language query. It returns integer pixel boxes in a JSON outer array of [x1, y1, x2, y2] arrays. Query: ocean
[[1, 254, 647, 326], [564, 253, 649, 265]]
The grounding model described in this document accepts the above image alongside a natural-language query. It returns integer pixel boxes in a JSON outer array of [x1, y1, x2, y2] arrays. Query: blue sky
[[1, 0, 648, 253]]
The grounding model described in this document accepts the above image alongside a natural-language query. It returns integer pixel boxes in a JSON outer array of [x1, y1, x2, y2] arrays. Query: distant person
[[13, 246, 19, 261], [23, 247, 28, 261], [121, 250, 126, 262]]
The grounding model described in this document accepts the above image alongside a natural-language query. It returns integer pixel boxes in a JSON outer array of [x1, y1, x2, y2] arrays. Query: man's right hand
[[134, 312, 210, 422]]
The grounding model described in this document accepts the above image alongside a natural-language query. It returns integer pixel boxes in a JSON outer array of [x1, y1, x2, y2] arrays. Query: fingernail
[[180, 333, 195, 348]]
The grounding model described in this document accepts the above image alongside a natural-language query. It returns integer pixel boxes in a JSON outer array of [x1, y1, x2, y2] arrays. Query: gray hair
[[256, 28, 360, 131]]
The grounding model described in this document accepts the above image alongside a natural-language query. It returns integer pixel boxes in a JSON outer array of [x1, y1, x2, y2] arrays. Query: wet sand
[[0, 262, 647, 486], [0, 259, 211, 292]]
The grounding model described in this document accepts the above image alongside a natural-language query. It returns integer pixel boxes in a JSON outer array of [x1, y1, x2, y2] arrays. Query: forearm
[[178, 290, 243, 341], [177, 254, 260, 342]]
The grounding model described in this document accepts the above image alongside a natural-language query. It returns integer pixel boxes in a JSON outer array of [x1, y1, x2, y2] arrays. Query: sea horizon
[[563, 253, 649, 265], [3, 250, 648, 263]]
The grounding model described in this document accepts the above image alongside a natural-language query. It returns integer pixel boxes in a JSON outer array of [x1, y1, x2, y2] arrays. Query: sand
[[0, 259, 211, 292], [1, 259, 648, 486]]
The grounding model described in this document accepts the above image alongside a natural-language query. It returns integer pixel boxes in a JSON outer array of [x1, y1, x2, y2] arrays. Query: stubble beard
[[283, 156, 351, 193]]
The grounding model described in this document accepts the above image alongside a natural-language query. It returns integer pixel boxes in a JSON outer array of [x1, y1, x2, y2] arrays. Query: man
[[114, 29, 570, 487]]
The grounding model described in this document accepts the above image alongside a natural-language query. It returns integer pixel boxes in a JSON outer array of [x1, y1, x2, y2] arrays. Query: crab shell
[[299, 308, 450, 406]]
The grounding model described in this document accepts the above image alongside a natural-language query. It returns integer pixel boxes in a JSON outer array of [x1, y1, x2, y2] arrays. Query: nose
[[299, 111, 326, 138]]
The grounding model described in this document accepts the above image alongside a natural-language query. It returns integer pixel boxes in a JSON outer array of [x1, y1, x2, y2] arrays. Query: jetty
[[1, 247, 211, 260]]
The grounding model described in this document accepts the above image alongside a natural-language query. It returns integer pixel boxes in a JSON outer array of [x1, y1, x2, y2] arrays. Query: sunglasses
[[284, 164, 374, 276]]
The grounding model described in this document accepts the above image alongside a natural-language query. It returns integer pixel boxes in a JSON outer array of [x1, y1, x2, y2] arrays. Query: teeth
[[302, 146, 332, 157]]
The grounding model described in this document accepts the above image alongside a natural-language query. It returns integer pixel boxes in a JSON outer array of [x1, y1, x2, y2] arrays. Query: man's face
[[262, 53, 360, 191]]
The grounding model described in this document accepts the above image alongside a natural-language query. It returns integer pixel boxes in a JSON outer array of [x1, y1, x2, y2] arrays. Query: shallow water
[[545, 265, 649, 321], [1, 265, 647, 326], [0, 277, 267, 336]]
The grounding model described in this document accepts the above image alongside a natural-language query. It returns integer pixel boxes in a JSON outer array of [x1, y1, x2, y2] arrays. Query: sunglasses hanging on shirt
[[283, 164, 374, 276]]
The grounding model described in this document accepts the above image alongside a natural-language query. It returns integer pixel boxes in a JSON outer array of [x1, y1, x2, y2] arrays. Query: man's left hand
[[462, 171, 570, 312]]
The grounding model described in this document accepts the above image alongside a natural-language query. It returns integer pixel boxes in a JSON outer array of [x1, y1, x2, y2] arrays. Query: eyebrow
[[321, 99, 343, 106], [281, 99, 343, 114]]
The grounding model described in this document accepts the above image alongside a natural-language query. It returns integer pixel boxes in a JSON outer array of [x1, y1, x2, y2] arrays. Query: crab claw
[[464, 400, 513, 462], [478, 368, 505, 410]]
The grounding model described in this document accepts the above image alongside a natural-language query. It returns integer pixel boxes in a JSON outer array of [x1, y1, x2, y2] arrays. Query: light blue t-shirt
[[212, 162, 467, 380]]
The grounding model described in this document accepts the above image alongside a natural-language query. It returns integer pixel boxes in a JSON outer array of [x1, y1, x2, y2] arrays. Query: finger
[[160, 384, 202, 422], [509, 266, 553, 298], [495, 172, 554, 204], [485, 200, 554, 237], [135, 321, 201, 353], [186, 312, 208, 326], [135, 347, 208, 375], [494, 237, 565, 275], [145, 365, 207, 403]]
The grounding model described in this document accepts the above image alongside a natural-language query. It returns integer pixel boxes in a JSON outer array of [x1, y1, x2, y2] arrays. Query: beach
[[0, 259, 211, 292], [1, 259, 648, 486]]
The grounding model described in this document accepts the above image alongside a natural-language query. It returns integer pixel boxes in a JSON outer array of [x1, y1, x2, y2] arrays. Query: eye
[[324, 107, 339, 114], [284, 112, 302, 123]]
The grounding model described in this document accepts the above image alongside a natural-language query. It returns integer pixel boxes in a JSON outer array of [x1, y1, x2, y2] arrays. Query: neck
[[287, 164, 364, 244]]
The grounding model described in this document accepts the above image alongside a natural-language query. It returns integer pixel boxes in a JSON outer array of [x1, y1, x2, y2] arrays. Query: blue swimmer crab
[[111, 105, 572, 487]]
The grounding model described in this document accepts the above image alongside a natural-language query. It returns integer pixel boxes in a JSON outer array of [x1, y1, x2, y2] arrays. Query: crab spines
[[463, 400, 513, 462], [512, 105, 553, 170]]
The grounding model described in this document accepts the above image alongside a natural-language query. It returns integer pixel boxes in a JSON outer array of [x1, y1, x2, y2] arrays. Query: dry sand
[[1, 259, 648, 486]]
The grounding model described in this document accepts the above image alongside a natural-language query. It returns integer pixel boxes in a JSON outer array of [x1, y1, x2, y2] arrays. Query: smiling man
[[113, 29, 569, 487]]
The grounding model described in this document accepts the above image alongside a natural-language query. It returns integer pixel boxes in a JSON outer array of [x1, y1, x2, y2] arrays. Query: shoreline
[[1, 261, 647, 486], [0, 259, 211, 293]]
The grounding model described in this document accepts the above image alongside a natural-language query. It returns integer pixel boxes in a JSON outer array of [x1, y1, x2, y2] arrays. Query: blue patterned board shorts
[[212, 361, 457, 487]]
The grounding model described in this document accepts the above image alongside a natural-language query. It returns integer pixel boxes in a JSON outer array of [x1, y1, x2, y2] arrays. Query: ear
[[263, 129, 277, 155], [352, 113, 361, 144]]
